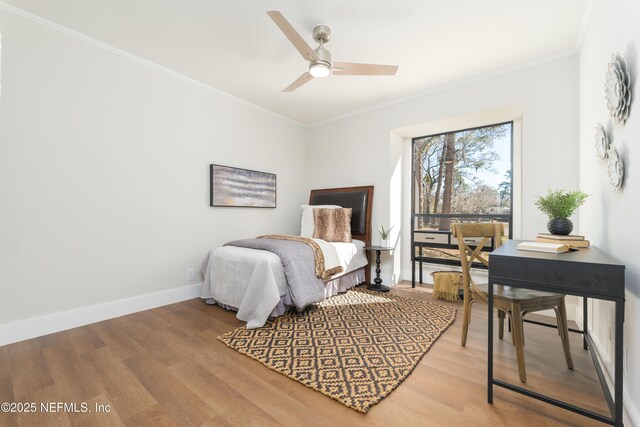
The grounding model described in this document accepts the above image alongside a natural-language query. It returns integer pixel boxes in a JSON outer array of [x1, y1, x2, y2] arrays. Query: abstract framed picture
[[210, 164, 277, 208]]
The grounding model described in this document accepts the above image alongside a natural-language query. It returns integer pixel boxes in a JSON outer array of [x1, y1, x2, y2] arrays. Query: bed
[[201, 185, 374, 328]]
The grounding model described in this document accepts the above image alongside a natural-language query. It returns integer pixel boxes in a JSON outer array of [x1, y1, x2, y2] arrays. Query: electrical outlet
[[186, 268, 195, 281], [624, 347, 628, 377]]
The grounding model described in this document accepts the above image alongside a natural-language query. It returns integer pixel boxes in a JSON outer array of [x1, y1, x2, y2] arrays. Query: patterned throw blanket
[[258, 234, 343, 279], [224, 235, 344, 311]]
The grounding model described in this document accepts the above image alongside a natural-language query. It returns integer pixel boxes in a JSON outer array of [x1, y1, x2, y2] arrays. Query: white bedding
[[330, 240, 367, 273], [201, 239, 367, 328]]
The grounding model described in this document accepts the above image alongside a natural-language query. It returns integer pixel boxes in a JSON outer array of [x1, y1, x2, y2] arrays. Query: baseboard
[[625, 396, 640, 427], [380, 273, 395, 286], [575, 300, 584, 330], [588, 332, 639, 427], [0, 283, 203, 346]]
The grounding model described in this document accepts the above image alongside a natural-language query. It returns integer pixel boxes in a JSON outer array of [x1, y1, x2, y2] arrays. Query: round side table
[[363, 245, 393, 292]]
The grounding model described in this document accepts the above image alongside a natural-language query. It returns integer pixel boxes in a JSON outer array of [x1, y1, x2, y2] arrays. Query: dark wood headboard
[[308, 185, 374, 247]]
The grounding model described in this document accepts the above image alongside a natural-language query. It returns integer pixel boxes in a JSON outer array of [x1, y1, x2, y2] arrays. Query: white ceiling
[[3, 0, 590, 125]]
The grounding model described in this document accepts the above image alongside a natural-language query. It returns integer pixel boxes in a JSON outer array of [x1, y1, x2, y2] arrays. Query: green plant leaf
[[534, 189, 589, 219], [378, 224, 394, 239]]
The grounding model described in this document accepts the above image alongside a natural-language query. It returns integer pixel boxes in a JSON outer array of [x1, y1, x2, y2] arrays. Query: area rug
[[217, 289, 456, 413]]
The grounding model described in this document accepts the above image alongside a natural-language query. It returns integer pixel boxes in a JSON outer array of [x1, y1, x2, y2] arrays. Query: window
[[411, 122, 513, 265]]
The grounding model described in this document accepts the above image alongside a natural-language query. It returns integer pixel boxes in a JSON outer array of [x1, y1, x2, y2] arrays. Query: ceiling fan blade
[[283, 72, 313, 92], [267, 11, 320, 63], [332, 62, 398, 76]]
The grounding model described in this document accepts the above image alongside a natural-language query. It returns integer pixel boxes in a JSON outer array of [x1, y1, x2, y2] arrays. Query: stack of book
[[536, 233, 590, 248]]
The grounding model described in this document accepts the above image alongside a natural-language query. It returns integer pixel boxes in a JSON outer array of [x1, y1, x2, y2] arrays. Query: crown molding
[[0, 1, 305, 128], [0, 1, 590, 130], [576, 0, 596, 50], [308, 48, 578, 128]]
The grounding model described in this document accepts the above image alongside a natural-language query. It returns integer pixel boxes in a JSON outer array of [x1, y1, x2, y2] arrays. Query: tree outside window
[[412, 122, 513, 263]]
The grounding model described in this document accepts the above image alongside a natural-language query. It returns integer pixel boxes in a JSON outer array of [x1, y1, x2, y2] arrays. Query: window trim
[[410, 120, 514, 266]]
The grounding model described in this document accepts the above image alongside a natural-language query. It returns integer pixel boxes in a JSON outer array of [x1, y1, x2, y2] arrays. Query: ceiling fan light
[[309, 63, 330, 78]]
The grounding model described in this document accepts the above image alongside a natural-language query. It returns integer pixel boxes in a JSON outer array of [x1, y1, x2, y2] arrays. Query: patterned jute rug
[[218, 289, 457, 413]]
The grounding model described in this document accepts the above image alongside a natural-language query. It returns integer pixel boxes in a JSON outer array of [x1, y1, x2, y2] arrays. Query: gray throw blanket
[[224, 238, 325, 311]]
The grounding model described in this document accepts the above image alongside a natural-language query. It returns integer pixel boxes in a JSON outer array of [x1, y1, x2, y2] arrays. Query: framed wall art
[[209, 164, 276, 208]]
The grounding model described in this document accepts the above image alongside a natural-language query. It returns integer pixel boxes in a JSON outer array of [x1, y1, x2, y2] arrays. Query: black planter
[[547, 218, 573, 235]]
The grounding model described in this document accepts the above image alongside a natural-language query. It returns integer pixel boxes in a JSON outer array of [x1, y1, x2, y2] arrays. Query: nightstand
[[362, 245, 393, 292]]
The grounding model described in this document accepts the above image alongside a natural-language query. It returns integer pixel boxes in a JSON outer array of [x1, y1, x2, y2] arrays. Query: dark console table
[[411, 213, 511, 287], [488, 240, 625, 426]]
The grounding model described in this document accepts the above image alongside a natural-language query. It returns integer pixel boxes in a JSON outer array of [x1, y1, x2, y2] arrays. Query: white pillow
[[300, 204, 341, 237]]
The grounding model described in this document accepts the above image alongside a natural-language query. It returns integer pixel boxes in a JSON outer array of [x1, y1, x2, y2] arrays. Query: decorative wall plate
[[605, 52, 632, 125], [594, 124, 609, 160], [606, 144, 624, 191]]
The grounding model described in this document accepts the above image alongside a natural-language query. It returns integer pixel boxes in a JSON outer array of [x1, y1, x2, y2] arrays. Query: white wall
[[2, 3, 636, 422], [307, 56, 579, 283], [0, 10, 306, 326], [578, 0, 640, 424]]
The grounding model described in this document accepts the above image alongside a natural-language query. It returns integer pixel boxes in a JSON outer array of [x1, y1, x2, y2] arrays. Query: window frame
[[410, 120, 514, 267]]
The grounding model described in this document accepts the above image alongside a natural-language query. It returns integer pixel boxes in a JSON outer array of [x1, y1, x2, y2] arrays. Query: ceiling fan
[[267, 11, 399, 92]]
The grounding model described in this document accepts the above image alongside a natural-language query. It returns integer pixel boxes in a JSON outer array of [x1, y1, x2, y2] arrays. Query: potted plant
[[378, 225, 394, 247], [535, 189, 589, 235]]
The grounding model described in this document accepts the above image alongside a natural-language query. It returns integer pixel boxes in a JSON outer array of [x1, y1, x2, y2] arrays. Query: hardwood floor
[[0, 282, 608, 426]]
